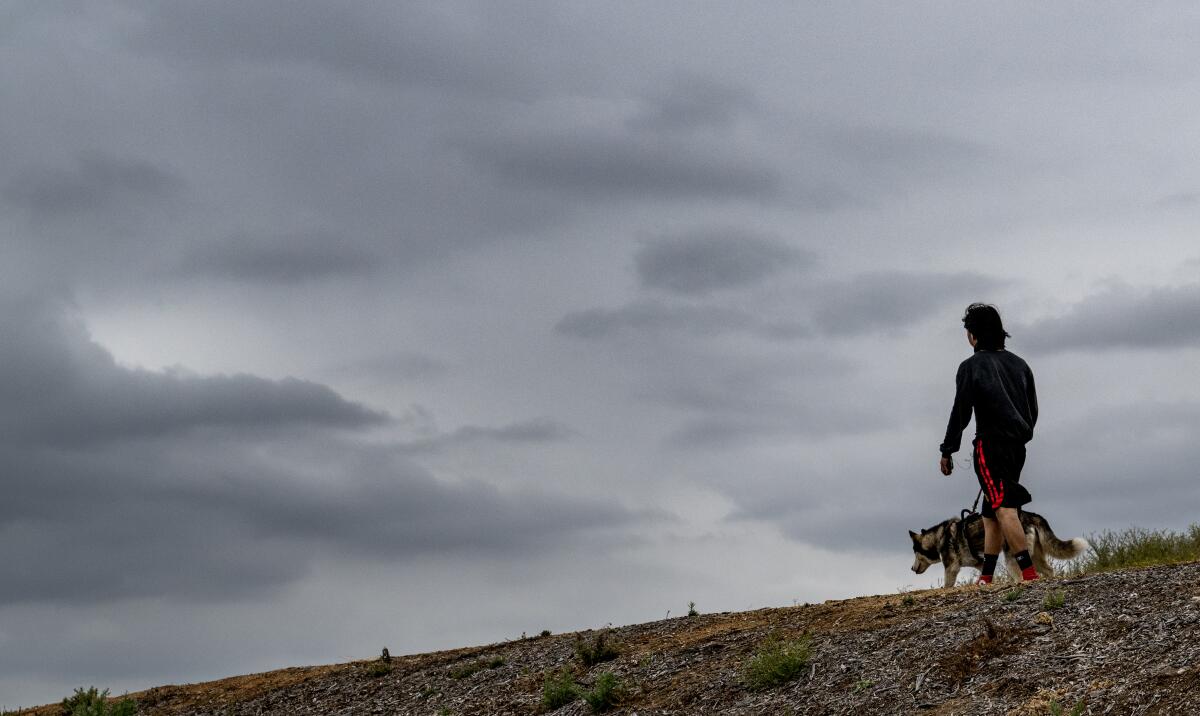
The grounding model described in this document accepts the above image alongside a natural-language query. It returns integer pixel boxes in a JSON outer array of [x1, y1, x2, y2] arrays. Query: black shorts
[[972, 437, 1032, 518]]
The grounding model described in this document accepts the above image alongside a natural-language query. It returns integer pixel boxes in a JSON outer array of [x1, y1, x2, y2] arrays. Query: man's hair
[[962, 303, 1010, 349]]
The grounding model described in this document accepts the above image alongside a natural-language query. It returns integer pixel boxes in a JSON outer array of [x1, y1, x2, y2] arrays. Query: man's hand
[[939, 456, 953, 476]]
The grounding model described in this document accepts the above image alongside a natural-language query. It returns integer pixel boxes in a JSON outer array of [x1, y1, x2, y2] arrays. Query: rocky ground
[[20, 561, 1200, 715]]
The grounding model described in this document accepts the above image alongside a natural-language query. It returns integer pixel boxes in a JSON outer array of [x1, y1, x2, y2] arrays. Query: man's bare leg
[[996, 507, 1039, 580], [995, 508, 1027, 552], [978, 517, 1003, 585]]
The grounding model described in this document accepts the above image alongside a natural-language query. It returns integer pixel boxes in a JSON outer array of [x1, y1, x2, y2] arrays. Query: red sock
[[1021, 566, 1039, 581], [977, 574, 993, 585]]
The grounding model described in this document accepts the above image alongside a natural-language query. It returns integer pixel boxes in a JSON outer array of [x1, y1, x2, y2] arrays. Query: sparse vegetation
[[1067, 524, 1200, 575], [1043, 589, 1067, 610], [540, 629, 552, 638], [901, 594, 916, 606], [852, 679, 874, 693], [366, 660, 393, 677], [1049, 698, 1087, 716], [743, 635, 812, 691], [448, 655, 505, 679], [581, 672, 623, 713], [687, 601, 699, 617], [575, 631, 620, 667], [541, 668, 579, 710], [61, 688, 137, 716], [1003, 586, 1024, 603]]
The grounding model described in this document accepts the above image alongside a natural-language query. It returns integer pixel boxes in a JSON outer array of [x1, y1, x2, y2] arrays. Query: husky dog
[[909, 511, 1089, 587]]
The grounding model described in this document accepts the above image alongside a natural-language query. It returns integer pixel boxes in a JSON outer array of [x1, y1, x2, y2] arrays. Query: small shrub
[[1043, 589, 1067, 610], [581, 672, 623, 713], [575, 632, 619, 667], [540, 629, 552, 638], [366, 661, 393, 678], [1003, 587, 1024, 603], [901, 594, 916, 607], [687, 601, 699, 617], [61, 688, 137, 716], [743, 635, 812, 691], [541, 669, 579, 710]]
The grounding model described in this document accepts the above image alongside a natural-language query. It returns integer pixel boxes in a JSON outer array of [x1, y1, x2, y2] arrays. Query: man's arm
[[1027, 366, 1038, 431], [939, 361, 973, 458]]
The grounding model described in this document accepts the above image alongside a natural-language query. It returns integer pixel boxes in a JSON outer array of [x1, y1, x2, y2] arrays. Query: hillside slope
[[22, 562, 1200, 715]]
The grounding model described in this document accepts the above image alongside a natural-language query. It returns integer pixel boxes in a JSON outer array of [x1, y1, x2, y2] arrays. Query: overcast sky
[[5, 1, 1200, 706]]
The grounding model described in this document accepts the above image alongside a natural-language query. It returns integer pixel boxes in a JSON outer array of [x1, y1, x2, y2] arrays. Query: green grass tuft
[[581, 672, 623, 713], [366, 660, 393, 678], [1049, 698, 1086, 716], [743, 635, 813, 691], [1066, 524, 1200, 575], [1002, 586, 1024, 603], [1042, 589, 1067, 610], [575, 632, 620, 667], [541, 668, 579, 710], [61, 688, 137, 716]]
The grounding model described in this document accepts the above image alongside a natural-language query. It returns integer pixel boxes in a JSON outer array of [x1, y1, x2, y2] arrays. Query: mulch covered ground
[[20, 561, 1200, 715]]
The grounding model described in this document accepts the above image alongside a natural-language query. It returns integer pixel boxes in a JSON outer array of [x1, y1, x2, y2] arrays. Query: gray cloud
[[813, 271, 1002, 337], [635, 229, 815, 296], [1020, 282, 1200, 353], [555, 300, 766, 341], [4, 152, 182, 222], [0, 297, 642, 606], [176, 232, 378, 284], [399, 417, 576, 454], [0, 300, 387, 447], [329, 351, 450, 383], [464, 130, 780, 201], [629, 74, 757, 132], [125, 1, 541, 98]]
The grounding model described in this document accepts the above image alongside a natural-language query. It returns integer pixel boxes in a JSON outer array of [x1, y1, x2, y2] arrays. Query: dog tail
[[1040, 524, 1090, 559], [1023, 511, 1090, 559]]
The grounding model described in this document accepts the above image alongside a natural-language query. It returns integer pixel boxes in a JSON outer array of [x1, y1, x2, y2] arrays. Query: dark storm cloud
[[555, 301, 765, 341], [464, 131, 780, 201], [177, 232, 378, 284], [635, 229, 815, 296], [330, 351, 450, 382], [125, 0, 539, 98], [4, 153, 182, 222], [1020, 282, 1200, 352], [399, 417, 575, 454], [0, 297, 643, 605], [0, 436, 638, 605], [629, 74, 757, 132], [812, 271, 1002, 337], [0, 299, 386, 447]]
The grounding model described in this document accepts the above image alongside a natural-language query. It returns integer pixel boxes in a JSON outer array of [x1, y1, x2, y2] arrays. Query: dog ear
[[908, 530, 919, 542]]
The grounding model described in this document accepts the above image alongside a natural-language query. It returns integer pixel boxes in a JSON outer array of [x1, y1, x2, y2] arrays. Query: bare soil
[[19, 561, 1200, 715]]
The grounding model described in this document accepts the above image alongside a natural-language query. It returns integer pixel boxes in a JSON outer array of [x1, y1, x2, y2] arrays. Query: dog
[[909, 511, 1089, 587]]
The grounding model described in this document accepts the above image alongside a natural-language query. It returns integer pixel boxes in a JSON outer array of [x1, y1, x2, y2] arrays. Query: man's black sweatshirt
[[940, 348, 1038, 457]]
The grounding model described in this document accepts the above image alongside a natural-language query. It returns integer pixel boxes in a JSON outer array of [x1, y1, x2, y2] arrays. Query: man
[[939, 303, 1039, 584]]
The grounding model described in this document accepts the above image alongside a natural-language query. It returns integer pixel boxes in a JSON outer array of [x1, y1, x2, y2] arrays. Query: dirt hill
[[21, 561, 1200, 715]]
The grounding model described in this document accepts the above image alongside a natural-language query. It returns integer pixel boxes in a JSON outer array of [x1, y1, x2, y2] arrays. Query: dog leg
[[1034, 552, 1054, 578], [943, 564, 961, 588]]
